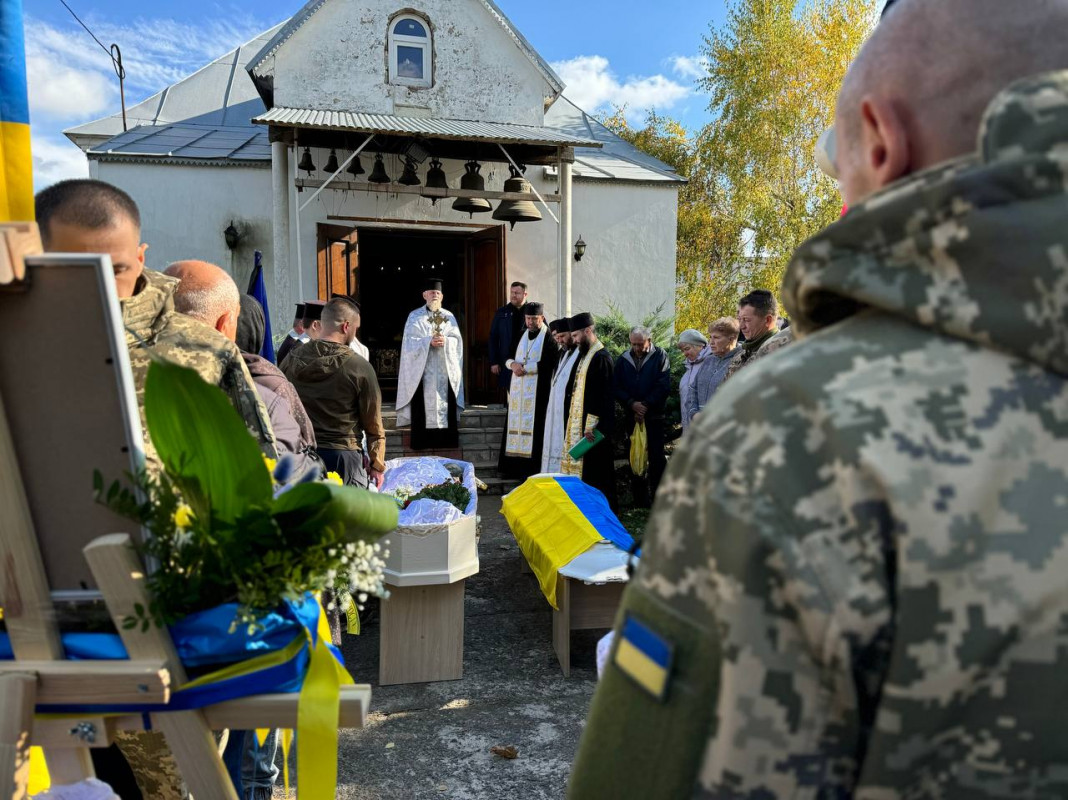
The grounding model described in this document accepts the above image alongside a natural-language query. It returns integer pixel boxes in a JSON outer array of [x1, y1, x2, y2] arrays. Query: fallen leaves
[[490, 745, 519, 759]]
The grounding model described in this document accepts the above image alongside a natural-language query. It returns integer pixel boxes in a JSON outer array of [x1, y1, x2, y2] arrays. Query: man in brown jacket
[[283, 296, 386, 488]]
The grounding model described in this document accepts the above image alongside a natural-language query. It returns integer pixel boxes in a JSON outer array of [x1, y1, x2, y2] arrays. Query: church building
[[66, 0, 683, 405]]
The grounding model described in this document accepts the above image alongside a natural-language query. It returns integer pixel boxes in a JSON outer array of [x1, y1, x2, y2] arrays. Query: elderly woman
[[677, 329, 710, 430]]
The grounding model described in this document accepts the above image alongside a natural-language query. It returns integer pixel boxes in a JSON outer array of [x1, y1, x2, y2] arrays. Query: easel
[[0, 225, 370, 799]]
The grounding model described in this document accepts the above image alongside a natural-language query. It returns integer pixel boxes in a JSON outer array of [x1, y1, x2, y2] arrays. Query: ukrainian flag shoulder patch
[[613, 613, 674, 702]]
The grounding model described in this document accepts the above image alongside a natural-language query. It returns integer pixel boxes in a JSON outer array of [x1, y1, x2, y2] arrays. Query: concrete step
[[381, 404, 507, 431]]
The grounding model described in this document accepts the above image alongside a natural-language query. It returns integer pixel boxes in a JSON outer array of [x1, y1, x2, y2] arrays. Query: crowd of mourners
[[26, 0, 1068, 797]]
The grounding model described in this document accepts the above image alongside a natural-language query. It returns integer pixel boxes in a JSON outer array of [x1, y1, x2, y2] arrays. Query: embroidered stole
[[505, 327, 547, 457], [561, 340, 604, 476]]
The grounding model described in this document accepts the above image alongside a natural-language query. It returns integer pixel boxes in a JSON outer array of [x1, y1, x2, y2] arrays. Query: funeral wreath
[[96, 359, 399, 632]]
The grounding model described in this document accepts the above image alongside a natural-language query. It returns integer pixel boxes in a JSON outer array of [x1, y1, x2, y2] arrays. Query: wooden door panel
[[465, 225, 506, 405]]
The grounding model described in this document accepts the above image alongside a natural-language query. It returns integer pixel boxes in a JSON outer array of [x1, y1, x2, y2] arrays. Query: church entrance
[[316, 222, 506, 405]]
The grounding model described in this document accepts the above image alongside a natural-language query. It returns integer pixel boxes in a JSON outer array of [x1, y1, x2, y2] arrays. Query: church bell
[[297, 147, 316, 175], [492, 165, 542, 229], [423, 159, 448, 203], [323, 149, 340, 173], [398, 157, 421, 186], [346, 153, 365, 177], [452, 161, 492, 216], [368, 153, 391, 184]]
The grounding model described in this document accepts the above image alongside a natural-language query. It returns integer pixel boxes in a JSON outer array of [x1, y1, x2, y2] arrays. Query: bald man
[[571, 2, 1068, 797], [166, 260, 321, 477]]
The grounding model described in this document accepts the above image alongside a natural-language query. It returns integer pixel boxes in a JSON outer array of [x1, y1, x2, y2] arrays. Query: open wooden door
[[465, 224, 506, 405], [316, 224, 359, 300]]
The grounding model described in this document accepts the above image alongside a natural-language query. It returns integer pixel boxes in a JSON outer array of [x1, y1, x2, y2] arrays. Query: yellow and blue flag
[[0, 0, 33, 221], [614, 613, 674, 701]]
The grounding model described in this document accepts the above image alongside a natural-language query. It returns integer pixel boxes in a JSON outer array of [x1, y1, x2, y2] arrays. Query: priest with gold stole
[[562, 311, 617, 510], [396, 278, 465, 449], [498, 302, 558, 478]]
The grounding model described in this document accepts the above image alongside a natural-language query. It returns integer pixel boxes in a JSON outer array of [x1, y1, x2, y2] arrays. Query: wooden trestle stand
[[0, 225, 370, 799]]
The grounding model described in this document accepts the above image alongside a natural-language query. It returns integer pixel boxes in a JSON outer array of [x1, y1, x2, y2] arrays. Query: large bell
[[398, 157, 421, 186], [368, 153, 391, 184], [297, 147, 316, 174], [493, 166, 542, 229], [423, 159, 448, 203], [452, 161, 492, 216], [346, 153, 365, 177], [324, 149, 340, 173]]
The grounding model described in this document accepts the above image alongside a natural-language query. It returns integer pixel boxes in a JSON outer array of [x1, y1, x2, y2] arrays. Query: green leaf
[[144, 360, 272, 523], [272, 483, 398, 543], [122, 617, 137, 630], [133, 602, 144, 616]]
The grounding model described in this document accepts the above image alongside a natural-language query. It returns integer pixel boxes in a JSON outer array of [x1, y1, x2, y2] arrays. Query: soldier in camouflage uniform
[[570, 1, 1068, 797], [36, 179, 277, 799]]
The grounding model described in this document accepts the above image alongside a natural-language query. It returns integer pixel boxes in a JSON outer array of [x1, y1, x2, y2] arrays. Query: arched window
[[389, 15, 431, 88]]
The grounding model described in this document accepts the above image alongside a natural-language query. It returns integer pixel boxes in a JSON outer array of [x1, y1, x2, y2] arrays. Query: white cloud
[[32, 135, 90, 190], [27, 55, 115, 118], [670, 55, 708, 81], [551, 55, 690, 123], [23, 13, 270, 125]]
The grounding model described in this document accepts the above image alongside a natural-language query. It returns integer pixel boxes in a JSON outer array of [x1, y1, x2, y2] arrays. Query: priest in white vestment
[[396, 278, 464, 449], [541, 318, 580, 473], [498, 303, 558, 479]]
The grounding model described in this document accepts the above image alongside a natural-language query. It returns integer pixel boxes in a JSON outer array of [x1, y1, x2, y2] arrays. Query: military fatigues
[[114, 269, 276, 799], [570, 71, 1068, 799], [722, 325, 777, 382]]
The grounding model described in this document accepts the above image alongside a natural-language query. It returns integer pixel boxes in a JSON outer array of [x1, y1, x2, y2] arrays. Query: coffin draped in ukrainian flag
[[501, 476, 635, 609]]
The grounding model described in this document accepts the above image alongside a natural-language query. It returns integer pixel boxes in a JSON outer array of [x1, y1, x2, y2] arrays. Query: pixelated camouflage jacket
[[570, 71, 1068, 800], [122, 268, 276, 472]]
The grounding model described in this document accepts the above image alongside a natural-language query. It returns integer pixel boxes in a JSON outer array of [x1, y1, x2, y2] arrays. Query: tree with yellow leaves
[[605, 0, 877, 330]]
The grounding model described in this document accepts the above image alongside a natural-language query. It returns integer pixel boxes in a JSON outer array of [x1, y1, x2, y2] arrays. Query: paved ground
[[328, 496, 603, 800]]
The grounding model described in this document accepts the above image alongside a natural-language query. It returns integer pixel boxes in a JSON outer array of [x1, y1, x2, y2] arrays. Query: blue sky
[[26, 0, 727, 188]]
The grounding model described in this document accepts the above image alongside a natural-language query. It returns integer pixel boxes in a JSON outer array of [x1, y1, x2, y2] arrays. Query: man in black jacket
[[488, 282, 528, 397], [613, 326, 671, 507]]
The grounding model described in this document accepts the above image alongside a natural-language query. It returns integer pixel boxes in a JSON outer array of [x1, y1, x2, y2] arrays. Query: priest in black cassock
[[498, 302, 559, 479], [561, 312, 618, 510]]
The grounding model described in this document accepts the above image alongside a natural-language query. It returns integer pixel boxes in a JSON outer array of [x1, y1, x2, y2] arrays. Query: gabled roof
[[245, 0, 564, 97], [64, 22, 285, 149], [544, 97, 685, 183]]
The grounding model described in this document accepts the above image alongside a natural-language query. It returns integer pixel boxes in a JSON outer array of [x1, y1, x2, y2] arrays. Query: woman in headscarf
[[677, 329, 710, 431]]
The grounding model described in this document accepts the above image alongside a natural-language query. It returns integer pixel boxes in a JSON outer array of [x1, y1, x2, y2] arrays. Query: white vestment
[[505, 327, 548, 457], [286, 328, 310, 343], [540, 347, 580, 473], [349, 338, 369, 360], [396, 305, 464, 428]]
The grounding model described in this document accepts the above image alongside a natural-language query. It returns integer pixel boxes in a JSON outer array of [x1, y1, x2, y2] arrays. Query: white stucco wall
[[94, 155, 677, 338], [271, 0, 551, 125], [93, 160, 280, 321]]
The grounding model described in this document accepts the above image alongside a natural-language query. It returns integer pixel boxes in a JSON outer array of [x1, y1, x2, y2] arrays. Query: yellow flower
[[263, 456, 277, 476], [173, 503, 195, 530], [326, 471, 343, 486]]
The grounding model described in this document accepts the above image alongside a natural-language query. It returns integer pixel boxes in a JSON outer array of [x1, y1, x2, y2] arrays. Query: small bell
[[324, 149, 340, 173], [422, 159, 448, 204], [297, 147, 315, 174], [368, 154, 391, 184], [492, 165, 542, 229], [398, 157, 421, 186], [346, 154, 365, 178], [452, 161, 492, 216]]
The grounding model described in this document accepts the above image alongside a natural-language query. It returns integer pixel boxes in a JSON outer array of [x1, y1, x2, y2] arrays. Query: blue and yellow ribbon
[[0, 0, 34, 221]]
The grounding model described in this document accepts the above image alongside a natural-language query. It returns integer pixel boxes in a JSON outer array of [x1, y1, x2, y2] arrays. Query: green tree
[[698, 0, 877, 316], [603, 0, 877, 330]]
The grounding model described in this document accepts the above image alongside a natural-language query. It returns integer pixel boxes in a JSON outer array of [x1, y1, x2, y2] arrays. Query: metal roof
[[252, 107, 603, 148], [64, 22, 285, 147], [245, 0, 564, 96], [87, 124, 271, 162]]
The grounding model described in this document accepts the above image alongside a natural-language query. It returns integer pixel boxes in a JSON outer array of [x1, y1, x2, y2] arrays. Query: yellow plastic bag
[[630, 422, 648, 476]]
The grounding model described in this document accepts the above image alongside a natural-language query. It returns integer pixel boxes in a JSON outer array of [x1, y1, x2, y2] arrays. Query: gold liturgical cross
[[429, 310, 446, 336]]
